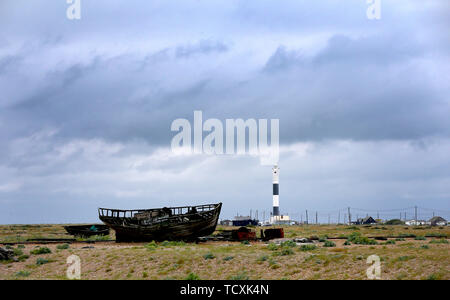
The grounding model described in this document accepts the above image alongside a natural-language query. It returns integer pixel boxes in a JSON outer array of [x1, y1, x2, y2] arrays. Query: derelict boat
[[98, 203, 222, 242]]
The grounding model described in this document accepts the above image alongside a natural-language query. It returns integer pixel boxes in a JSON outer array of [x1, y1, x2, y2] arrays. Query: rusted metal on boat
[[232, 227, 256, 241], [64, 224, 110, 237], [198, 226, 257, 242], [261, 228, 284, 241], [98, 203, 222, 242]]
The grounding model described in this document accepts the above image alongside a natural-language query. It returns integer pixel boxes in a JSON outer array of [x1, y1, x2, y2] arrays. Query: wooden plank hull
[[98, 203, 222, 242], [64, 224, 110, 237]]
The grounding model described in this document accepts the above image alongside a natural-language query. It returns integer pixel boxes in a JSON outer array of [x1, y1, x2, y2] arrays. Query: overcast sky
[[0, 0, 449, 224]]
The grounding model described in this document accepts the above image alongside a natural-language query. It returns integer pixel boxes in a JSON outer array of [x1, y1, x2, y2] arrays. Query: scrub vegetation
[[0, 224, 448, 280]]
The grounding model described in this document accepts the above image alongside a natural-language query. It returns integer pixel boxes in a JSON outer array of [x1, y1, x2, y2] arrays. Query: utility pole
[[328, 214, 330, 225], [338, 211, 340, 224], [250, 209, 252, 219], [415, 206, 418, 225], [348, 207, 351, 225], [377, 211, 379, 220], [315, 211, 318, 225], [306, 210, 309, 225]]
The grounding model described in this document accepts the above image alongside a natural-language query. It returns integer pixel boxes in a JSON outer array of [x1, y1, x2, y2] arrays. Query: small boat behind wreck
[[64, 224, 110, 237], [98, 203, 222, 242]]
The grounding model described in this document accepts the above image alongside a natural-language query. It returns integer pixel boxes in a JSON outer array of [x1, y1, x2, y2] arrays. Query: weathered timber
[[0, 247, 15, 261], [64, 224, 110, 237], [99, 203, 222, 242]]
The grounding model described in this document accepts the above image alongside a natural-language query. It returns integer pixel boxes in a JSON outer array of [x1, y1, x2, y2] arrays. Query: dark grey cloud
[[3, 31, 449, 153], [175, 39, 228, 58]]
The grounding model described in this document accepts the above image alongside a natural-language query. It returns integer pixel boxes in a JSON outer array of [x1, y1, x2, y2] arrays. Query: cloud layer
[[0, 0, 449, 223]]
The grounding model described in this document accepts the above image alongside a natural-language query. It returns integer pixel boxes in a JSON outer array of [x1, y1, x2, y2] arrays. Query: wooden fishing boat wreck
[[64, 224, 110, 237], [98, 203, 222, 242]]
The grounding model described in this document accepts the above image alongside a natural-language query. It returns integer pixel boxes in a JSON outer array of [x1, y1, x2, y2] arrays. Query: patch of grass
[[17, 244, 25, 249], [429, 238, 448, 244], [144, 241, 158, 250], [185, 272, 200, 280], [383, 240, 396, 245], [323, 240, 336, 247], [229, 271, 249, 280], [395, 255, 415, 262], [36, 258, 52, 265], [203, 252, 215, 260], [426, 273, 442, 280], [257, 255, 269, 262], [425, 232, 446, 237], [268, 258, 278, 269], [30, 247, 51, 255], [420, 245, 430, 249], [142, 272, 148, 278], [18, 254, 29, 262], [57, 243, 70, 250], [223, 256, 234, 261], [299, 244, 317, 251], [270, 263, 280, 269], [15, 270, 30, 277], [279, 248, 294, 256], [161, 240, 186, 247], [13, 248, 24, 256], [395, 238, 406, 241], [241, 240, 250, 245], [345, 226, 360, 230], [347, 232, 377, 245], [267, 243, 278, 251], [280, 240, 297, 248], [414, 236, 426, 241], [318, 235, 328, 242], [399, 233, 416, 238]]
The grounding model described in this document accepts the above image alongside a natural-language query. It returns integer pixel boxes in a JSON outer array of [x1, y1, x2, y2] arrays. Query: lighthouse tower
[[272, 164, 280, 217]]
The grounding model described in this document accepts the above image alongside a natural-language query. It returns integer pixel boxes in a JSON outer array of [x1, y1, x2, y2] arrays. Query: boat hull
[[64, 224, 110, 237], [98, 203, 222, 242]]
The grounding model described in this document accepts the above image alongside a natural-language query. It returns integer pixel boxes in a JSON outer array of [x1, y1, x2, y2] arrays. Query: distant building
[[353, 216, 377, 225], [270, 214, 291, 225], [405, 219, 427, 226], [232, 216, 258, 227], [429, 216, 447, 226], [220, 219, 233, 226]]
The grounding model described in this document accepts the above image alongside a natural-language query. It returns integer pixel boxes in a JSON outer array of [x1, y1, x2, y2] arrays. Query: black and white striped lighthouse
[[272, 164, 280, 216]]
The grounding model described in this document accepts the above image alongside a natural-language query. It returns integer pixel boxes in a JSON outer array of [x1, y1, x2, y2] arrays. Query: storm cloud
[[0, 0, 449, 223]]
